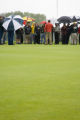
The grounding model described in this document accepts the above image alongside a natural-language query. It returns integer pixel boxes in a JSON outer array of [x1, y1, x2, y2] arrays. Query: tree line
[[0, 11, 46, 23]]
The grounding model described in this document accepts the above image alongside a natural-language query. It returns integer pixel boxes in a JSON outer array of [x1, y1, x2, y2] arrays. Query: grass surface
[[0, 45, 80, 120]]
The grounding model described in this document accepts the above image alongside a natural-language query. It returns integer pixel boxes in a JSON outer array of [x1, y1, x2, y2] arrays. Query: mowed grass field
[[0, 45, 80, 120]]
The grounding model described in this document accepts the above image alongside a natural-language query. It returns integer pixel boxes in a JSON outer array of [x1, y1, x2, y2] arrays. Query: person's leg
[[71, 33, 73, 45], [37, 34, 40, 44], [62, 35, 64, 44], [26, 35, 29, 44], [34, 34, 37, 44], [57, 33, 60, 44], [0, 30, 3, 44], [40, 33, 43, 44], [8, 32, 10, 45], [62, 35, 65, 44], [29, 34, 32, 44], [45, 32, 48, 45], [33, 34, 35, 44], [72, 33, 77, 45], [10, 31, 14, 45], [55, 32, 57, 44], [66, 33, 69, 44], [36, 34, 38, 44], [74, 34, 77, 45], [28, 35, 30, 44], [49, 32, 52, 45], [3, 32, 6, 44], [21, 34, 23, 44], [25, 35, 27, 44], [31, 34, 33, 44], [64, 35, 67, 44], [43, 33, 46, 44]]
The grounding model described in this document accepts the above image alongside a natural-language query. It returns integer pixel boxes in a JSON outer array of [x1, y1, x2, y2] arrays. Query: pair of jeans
[[31, 34, 35, 44], [40, 33, 45, 44]]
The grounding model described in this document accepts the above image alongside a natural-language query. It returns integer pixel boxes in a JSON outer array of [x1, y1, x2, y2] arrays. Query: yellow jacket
[[31, 23, 35, 34]]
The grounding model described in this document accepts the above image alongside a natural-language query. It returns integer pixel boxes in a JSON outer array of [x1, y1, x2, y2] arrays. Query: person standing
[[40, 24, 45, 44], [54, 23, 60, 44], [24, 22, 31, 44], [70, 23, 78, 45], [35, 23, 41, 44], [16, 28, 24, 44], [20, 28, 24, 44], [7, 21, 14, 45], [31, 22, 35, 44], [45, 20, 53, 45], [61, 23, 67, 44], [66, 23, 71, 44]]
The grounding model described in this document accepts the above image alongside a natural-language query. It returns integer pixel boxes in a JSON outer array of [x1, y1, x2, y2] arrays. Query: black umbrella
[[57, 16, 72, 23], [71, 16, 80, 22]]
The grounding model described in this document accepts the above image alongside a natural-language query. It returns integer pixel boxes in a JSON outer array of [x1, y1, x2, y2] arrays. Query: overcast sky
[[1, 0, 80, 19]]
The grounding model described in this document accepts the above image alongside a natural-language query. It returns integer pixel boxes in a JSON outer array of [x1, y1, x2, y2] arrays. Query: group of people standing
[[0, 19, 80, 45], [61, 22, 79, 45], [17, 20, 53, 45]]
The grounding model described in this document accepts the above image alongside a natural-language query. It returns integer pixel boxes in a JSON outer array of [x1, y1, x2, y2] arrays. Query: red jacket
[[45, 22, 53, 32]]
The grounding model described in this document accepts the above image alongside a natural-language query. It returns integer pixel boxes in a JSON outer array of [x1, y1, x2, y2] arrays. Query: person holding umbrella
[[7, 21, 14, 45], [3, 15, 23, 45]]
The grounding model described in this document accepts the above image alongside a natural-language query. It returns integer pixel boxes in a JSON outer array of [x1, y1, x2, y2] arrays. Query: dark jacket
[[16, 28, 23, 39], [35, 26, 40, 35], [40, 26, 45, 33], [25, 25, 31, 35]]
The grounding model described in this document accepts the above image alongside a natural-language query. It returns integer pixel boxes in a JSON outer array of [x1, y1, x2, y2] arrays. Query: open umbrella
[[40, 21, 47, 24], [23, 16, 35, 22], [70, 16, 80, 22], [57, 16, 72, 23], [3, 15, 23, 31], [23, 16, 35, 25]]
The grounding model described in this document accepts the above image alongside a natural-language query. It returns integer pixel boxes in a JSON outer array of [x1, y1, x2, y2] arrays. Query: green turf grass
[[0, 45, 80, 120]]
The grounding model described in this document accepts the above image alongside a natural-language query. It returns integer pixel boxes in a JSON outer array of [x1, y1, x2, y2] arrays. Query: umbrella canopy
[[23, 16, 35, 22], [57, 16, 72, 23], [70, 16, 80, 22], [3, 15, 23, 31], [40, 21, 47, 24], [0, 16, 5, 27]]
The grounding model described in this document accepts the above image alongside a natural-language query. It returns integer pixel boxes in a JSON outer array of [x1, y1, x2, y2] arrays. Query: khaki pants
[[24, 34, 31, 44], [16, 39, 21, 44], [71, 33, 78, 45], [45, 32, 52, 45]]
